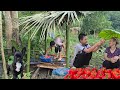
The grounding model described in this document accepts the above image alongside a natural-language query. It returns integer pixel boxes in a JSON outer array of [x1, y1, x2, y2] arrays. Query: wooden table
[[37, 62, 63, 69], [31, 62, 64, 79]]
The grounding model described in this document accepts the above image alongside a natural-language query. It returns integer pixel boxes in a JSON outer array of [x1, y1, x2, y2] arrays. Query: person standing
[[45, 35, 65, 61]]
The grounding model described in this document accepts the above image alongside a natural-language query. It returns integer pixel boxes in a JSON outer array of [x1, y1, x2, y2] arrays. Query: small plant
[[8, 55, 14, 65], [17, 72, 32, 79]]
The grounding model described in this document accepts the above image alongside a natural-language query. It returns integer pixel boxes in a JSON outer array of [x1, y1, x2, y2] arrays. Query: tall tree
[[0, 11, 8, 79], [11, 11, 21, 46], [81, 11, 112, 36], [3, 11, 13, 54], [106, 11, 120, 31]]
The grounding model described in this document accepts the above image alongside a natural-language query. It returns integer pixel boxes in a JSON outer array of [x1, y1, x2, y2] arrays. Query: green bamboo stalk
[[27, 31, 31, 73], [45, 30, 47, 54], [66, 24, 70, 68]]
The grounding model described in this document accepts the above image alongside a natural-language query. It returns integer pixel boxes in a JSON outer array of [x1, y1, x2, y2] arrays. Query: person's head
[[50, 41, 55, 47], [78, 33, 88, 45], [109, 37, 119, 47]]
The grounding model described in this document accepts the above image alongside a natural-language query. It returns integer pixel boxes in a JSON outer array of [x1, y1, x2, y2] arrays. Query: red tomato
[[73, 74, 78, 79], [104, 69, 112, 73], [64, 67, 120, 79], [100, 67, 106, 72], [102, 76, 107, 79], [87, 76, 93, 79], [104, 73, 111, 79], [69, 68, 78, 75], [84, 69, 91, 76], [92, 68, 97, 72], [45, 55, 50, 58], [80, 74, 88, 79], [111, 71, 120, 79], [64, 74, 71, 79], [77, 71, 83, 76], [89, 75, 95, 79], [94, 77, 100, 79]]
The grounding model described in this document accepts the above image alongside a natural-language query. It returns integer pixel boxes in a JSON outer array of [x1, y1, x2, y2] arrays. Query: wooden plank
[[37, 63, 63, 69], [31, 67, 40, 79]]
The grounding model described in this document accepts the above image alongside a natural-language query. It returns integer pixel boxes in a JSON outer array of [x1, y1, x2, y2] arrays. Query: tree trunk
[[3, 11, 12, 56], [0, 11, 8, 79], [27, 32, 31, 73], [66, 24, 70, 68], [11, 11, 21, 46]]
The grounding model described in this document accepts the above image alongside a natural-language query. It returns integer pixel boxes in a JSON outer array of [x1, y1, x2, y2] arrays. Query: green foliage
[[18, 72, 32, 79], [106, 11, 120, 31], [98, 29, 120, 40], [11, 40, 20, 50], [81, 11, 112, 34], [90, 47, 106, 69], [19, 11, 44, 17], [8, 55, 14, 65]]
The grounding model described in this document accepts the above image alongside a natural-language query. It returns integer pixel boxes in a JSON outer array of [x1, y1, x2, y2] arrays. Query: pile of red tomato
[[64, 67, 120, 79], [45, 55, 51, 58]]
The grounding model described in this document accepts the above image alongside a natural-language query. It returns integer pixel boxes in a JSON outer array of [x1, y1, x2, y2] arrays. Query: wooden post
[[66, 24, 70, 68]]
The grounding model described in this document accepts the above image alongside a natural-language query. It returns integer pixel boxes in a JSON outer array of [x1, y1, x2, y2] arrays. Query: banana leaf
[[98, 29, 120, 40]]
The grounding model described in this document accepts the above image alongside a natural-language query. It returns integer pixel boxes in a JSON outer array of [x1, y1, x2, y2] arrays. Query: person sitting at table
[[103, 37, 120, 69]]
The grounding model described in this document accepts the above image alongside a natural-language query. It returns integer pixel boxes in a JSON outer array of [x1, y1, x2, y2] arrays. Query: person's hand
[[113, 56, 119, 62], [100, 39, 106, 44], [45, 54, 48, 58], [110, 58, 116, 63], [96, 39, 106, 46], [96, 41, 102, 46], [110, 57, 118, 63]]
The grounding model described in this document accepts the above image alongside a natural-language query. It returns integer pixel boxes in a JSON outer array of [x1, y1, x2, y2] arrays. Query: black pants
[[55, 45, 62, 53], [73, 52, 92, 68], [103, 60, 120, 69]]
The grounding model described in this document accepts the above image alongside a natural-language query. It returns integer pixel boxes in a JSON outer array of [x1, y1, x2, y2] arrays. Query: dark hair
[[111, 37, 119, 45], [50, 41, 55, 51], [78, 33, 87, 41], [50, 41, 55, 47]]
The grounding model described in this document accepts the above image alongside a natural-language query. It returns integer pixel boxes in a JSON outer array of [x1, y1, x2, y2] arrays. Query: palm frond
[[19, 11, 92, 41]]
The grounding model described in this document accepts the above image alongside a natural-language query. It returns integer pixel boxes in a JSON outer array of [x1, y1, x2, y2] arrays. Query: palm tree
[[19, 11, 92, 68], [0, 11, 8, 79]]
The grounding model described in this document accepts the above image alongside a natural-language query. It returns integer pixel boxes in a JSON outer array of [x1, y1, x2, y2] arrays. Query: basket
[[40, 55, 52, 63]]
